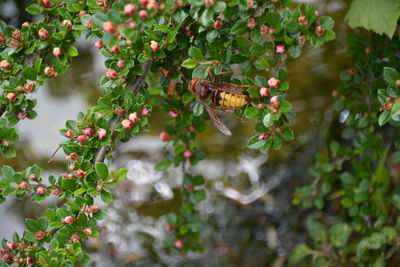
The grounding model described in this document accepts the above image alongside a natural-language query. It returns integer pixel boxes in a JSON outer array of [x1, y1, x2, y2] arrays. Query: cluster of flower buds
[[121, 107, 149, 129]]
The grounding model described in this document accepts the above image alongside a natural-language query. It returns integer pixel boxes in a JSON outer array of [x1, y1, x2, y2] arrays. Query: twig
[[93, 59, 153, 163], [48, 146, 62, 163]]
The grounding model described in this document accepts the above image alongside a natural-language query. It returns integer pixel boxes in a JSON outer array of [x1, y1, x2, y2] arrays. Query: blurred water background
[[0, 0, 353, 266]]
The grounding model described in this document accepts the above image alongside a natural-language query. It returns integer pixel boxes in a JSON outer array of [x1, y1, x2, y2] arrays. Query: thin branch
[[93, 59, 153, 163]]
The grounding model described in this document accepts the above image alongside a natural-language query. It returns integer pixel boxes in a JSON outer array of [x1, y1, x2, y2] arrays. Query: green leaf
[[281, 128, 294, 141], [67, 45, 79, 57], [329, 223, 352, 247], [244, 107, 259, 118], [306, 216, 327, 244], [201, 9, 214, 26], [249, 45, 266, 57], [263, 113, 274, 128], [391, 102, 400, 121], [2, 165, 15, 181], [247, 135, 265, 150], [193, 102, 204, 116], [155, 159, 172, 171], [95, 162, 108, 179], [383, 67, 400, 85], [189, 46, 203, 61], [378, 110, 391, 126], [26, 4, 41, 15], [101, 190, 113, 202], [319, 16, 335, 29], [288, 244, 310, 264], [192, 64, 209, 79], [265, 11, 280, 27], [182, 58, 198, 69], [345, 0, 400, 38], [230, 19, 247, 35]]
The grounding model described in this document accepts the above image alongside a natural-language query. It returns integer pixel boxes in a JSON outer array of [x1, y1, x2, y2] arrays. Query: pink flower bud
[[36, 187, 46, 195], [86, 19, 93, 28], [52, 47, 62, 57], [268, 77, 280, 88], [315, 25, 324, 36], [128, 112, 139, 123], [160, 131, 170, 142], [185, 30, 193, 38], [124, 3, 136, 15], [77, 135, 87, 145], [51, 187, 61, 196], [97, 128, 107, 139], [6, 92, 16, 102], [83, 128, 93, 136], [92, 204, 100, 212], [174, 239, 184, 249], [270, 96, 279, 109], [67, 152, 79, 161], [97, 0, 106, 8], [65, 130, 75, 139], [168, 110, 178, 118], [71, 233, 80, 242], [139, 0, 148, 6], [74, 169, 86, 178], [61, 20, 72, 29], [296, 35, 305, 44], [103, 21, 116, 34], [183, 150, 192, 159], [315, 10, 320, 19], [44, 66, 55, 77], [111, 45, 119, 54], [18, 181, 29, 190], [41, 0, 50, 7], [247, 18, 257, 30], [0, 32, 5, 44], [213, 21, 223, 30], [260, 25, 269, 35], [23, 83, 35, 93], [150, 41, 159, 52], [106, 69, 118, 80], [84, 228, 92, 236], [96, 185, 103, 191], [139, 10, 148, 20], [27, 257, 35, 264], [64, 216, 74, 224], [35, 231, 45, 240], [298, 16, 308, 25], [17, 112, 27, 120], [22, 21, 31, 27], [9, 39, 20, 48], [115, 107, 126, 115], [95, 40, 103, 49], [141, 107, 149, 116], [275, 44, 285, 54], [166, 224, 175, 232], [38, 28, 49, 40], [247, 0, 254, 8], [259, 87, 270, 97], [0, 60, 10, 69], [396, 79, 400, 87], [6, 242, 16, 250], [121, 119, 132, 129], [117, 60, 125, 68]]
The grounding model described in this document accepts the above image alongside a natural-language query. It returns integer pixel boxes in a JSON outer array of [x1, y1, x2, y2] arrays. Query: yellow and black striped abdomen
[[214, 91, 248, 110]]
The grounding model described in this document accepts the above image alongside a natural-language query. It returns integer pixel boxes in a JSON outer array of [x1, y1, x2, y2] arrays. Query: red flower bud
[[41, 0, 50, 7], [64, 216, 74, 224], [173, 239, 184, 249], [0, 60, 10, 69], [315, 10, 320, 19], [275, 44, 285, 54], [128, 112, 139, 123], [166, 224, 175, 232], [97, 0, 106, 8], [97, 128, 107, 139], [61, 20, 72, 29], [296, 35, 305, 44], [27, 257, 35, 264], [259, 87, 270, 97], [12, 30, 21, 40], [213, 21, 223, 30], [37, 187, 46, 195], [17, 112, 27, 120], [150, 41, 159, 52], [160, 131, 170, 142], [51, 187, 61, 196], [22, 21, 31, 27], [65, 130, 75, 139], [95, 40, 103, 49], [121, 119, 132, 129], [86, 19, 94, 28], [75, 169, 86, 178], [67, 152, 79, 161], [35, 231, 46, 240], [141, 107, 149, 116], [111, 45, 119, 54], [115, 106, 126, 115], [183, 150, 192, 159], [6, 92, 17, 102], [92, 204, 100, 212], [260, 25, 269, 35], [83, 128, 93, 136], [71, 233, 80, 242], [139, 10, 148, 20], [103, 21, 116, 34], [18, 181, 29, 190], [270, 96, 279, 109], [0, 32, 5, 44], [315, 25, 324, 36], [38, 28, 49, 40], [298, 16, 308, 25], [139, 0, 148, 6], [117, 60, 125, 68], [268, 77, 280, 88], [168, 110, 178, 118], [77, 135, 87, 145], [52, 47, 62, 57], [23, 83, 35, 93], [106, 69, 118, 80], [124, 3, 136, 15], [84, 228, 92, 236], [9, 39, 20, 48], [247, 18, 257, 30], [44, 66, 55, 77], [185, 30, 193, 38], [6, 242, 16, 250]]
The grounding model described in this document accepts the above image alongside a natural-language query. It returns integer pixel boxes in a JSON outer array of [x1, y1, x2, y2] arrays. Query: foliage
[[0, 0, 334, 265], [291, 32, 400, 266], [345, 0, 400, 38]]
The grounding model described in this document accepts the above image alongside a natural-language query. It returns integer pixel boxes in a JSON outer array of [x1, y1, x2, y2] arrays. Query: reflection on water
[[0, 0, 353, 266]]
